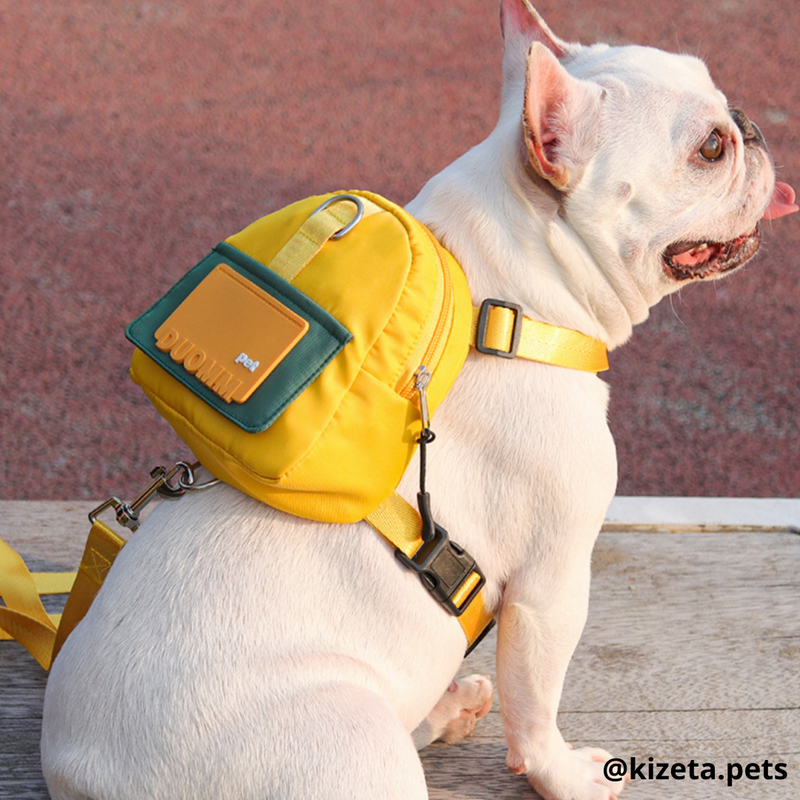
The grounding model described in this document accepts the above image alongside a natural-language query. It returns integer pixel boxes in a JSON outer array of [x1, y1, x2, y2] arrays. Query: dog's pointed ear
[[500, 0, 571, 58], [522, 43, 602, 191]]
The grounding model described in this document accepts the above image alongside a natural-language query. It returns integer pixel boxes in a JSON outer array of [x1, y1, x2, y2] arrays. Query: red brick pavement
[[1, 0, 798, 501]]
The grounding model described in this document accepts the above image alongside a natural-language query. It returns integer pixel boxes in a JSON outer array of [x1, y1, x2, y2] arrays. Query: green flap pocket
[[126, 242, 352, 432]]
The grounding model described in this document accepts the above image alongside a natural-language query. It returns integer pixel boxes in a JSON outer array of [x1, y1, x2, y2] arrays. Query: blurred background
[[1, 0, 798, 501]]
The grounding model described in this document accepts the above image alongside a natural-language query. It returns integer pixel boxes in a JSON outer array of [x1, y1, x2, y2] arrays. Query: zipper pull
[[414, 365, 438, 542], [414, 365, 432, 433]]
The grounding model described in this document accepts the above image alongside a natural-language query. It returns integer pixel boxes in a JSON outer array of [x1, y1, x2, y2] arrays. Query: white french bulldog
[[41, 2, 796, 799]]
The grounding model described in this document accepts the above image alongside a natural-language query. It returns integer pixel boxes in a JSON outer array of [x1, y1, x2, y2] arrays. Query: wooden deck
[[1, 499, 798, 799]]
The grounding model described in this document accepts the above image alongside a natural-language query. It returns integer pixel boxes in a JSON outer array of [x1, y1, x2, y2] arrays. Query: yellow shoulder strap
[[471, 301, 609, 373], [365, 492, 495, 654], [266, 201, 609, 375]]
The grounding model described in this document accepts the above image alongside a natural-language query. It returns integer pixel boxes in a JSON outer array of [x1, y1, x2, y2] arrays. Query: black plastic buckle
[[395, 521, 486, 618], [475, 298, 523, 358]]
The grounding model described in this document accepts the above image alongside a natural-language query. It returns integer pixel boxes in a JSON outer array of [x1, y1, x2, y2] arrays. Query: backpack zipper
[[398, 224, 455, 401]]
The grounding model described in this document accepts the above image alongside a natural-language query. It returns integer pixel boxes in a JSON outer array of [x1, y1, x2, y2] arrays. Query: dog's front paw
[[509, 744, 626, 800], [413, 674, 494, 749], [436, 674, 494, 744]]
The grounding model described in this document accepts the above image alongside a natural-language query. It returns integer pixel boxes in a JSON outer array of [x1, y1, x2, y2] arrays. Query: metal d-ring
[[311, 194, 364, 239], [176, 461, 220, 492]]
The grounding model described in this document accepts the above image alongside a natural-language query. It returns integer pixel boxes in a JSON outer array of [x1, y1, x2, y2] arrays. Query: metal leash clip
[[88, 461, 219, 532]]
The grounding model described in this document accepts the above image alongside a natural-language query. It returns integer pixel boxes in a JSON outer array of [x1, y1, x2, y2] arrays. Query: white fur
[[42, 2, 779, 799]]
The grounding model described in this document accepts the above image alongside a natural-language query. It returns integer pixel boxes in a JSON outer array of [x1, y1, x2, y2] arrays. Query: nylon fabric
[[51, 520, 127, 662], [0, 536, 58, 668], [33, 572, 76, 595], [364, 490, 426, 557], [265, 197, 382, 282], [470, 304, 609, 372], [130, 191, 473, 522], [365, 492, 494, 651]]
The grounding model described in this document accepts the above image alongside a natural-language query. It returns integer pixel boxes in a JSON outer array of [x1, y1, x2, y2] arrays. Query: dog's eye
[[699, 130, 724, 161]]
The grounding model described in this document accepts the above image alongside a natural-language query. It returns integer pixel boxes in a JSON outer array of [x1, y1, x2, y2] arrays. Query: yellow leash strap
[[471, 300, 609, 372], [0, 537, 70, 669], [0, 521, 126, 669], [0, 464, 213, 669], [365, 492, 495, 655], [32, 572, 76, 595]]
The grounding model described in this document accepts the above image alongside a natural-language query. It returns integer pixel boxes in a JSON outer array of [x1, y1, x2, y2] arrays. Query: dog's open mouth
[[662, 227, 762, 281], [663, 181, 797, 281]]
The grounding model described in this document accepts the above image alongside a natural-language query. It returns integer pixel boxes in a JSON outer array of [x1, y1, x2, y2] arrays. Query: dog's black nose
[[730, 107, 765, 148]]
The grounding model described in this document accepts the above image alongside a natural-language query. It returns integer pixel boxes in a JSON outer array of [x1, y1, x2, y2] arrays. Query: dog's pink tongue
[[762, 182, 799, 220]]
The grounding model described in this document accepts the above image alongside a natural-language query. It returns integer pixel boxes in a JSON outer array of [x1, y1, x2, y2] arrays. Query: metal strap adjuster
[[475, 298, 523, 358], [395, 523, 486, 618]]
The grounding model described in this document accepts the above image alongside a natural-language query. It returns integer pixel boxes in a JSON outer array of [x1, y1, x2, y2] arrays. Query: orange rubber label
[[154, 263, 309, 403]]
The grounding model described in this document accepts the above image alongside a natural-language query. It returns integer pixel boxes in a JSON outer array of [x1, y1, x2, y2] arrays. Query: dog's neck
[[407, 123, 652, 351]]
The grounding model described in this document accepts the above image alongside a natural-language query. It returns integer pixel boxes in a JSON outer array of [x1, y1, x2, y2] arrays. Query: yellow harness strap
[[365, 492, 495, 654], [471, 301, 609, 372], [271, 210, 610, 373], [51, 520, 126, 662]]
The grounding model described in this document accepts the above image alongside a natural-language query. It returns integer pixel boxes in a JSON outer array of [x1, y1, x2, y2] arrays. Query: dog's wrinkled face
[[658, 106, 793, 281], [514, 21, 797, 307]]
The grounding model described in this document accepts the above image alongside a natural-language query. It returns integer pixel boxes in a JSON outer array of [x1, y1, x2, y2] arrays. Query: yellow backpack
[[126, 191, 473, 524]]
